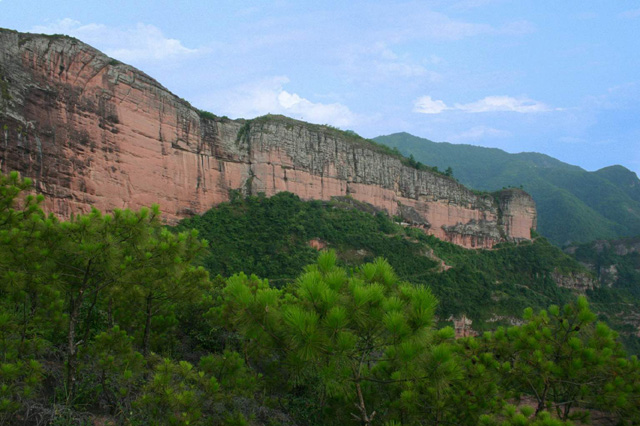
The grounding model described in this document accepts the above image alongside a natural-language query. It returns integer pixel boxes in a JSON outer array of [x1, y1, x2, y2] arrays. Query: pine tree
[[0, 172, 52, 421], [50, 205, 207, 402], [112, 225, 209, 356], [485, 296, 639, 422], [218, 251, 442, 425]]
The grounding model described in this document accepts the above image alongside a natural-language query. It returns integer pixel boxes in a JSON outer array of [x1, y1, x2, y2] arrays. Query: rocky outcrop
[[0, 29, 537, 248], [593, 238, 640, 257], [448, 315, 478, 338], [550, 270, 596, 293], [564, 237, 640, 286], [598, 264, 618, 287]]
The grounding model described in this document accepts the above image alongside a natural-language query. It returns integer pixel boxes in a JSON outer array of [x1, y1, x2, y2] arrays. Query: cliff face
[[0, 29, 536, 248]]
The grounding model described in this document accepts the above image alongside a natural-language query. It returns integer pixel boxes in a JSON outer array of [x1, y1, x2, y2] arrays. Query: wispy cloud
[[586, 82, 640, 109], [380, 10, 493, 42], [619, 8, 640, 19], [211, 76, 362, 128], [338, 43, 440, 83], [450, 126, 511, 142], [413, 95, 551, 114], [375, 61, 429, 78], [451, 0, 505, 11], [371, 6, 534, 43], [496, 20, 536, 36], [456, 96, 550, 113], [31, 19, 200, 63], [575, 12, 598, 20], [557, 136, 585, 144]]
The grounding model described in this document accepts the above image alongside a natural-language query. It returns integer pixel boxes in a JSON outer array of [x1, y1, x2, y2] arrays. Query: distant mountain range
[[374, 132, 640, 245]]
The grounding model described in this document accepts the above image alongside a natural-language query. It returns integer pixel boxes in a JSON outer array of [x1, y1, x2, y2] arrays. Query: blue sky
[[2, 0, 639, 174]]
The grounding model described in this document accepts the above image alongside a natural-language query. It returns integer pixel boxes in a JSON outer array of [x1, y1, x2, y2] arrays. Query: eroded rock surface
[[550, 270, 596, 293], [0, 29, 537, 248]]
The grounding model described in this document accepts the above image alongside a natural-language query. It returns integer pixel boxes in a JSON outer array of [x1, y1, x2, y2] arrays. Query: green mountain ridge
[[595, 165, 640, 202], [374, 132, 640, 245]]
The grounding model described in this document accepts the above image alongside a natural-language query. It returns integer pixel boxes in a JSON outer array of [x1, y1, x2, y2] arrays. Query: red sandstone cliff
[[0, 29, 536, 248]]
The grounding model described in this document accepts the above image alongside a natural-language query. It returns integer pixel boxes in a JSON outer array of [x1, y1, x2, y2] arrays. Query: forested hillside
[[2, 172, 640, 425], [374, 133, 640, 245], [175, 191, 640, 352], [176, 192, 581, 322]]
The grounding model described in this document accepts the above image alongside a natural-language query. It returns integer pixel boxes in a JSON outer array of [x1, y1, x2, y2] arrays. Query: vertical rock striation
[[0, 29, 536, 248]]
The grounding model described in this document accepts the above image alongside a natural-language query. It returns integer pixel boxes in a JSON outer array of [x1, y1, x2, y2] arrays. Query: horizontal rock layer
[[0, 29, 536, 249]]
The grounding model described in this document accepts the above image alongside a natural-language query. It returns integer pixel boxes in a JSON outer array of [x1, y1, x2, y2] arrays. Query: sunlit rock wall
[[0, 29, 536, 248]]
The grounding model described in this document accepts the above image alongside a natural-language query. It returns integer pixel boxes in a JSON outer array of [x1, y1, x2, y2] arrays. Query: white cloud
[[214, 76, 361, 128], [450, 126, 511, 142], [413, 95, 550, 114], [31, 19, 199, 63], [413, 96, 449, 114]]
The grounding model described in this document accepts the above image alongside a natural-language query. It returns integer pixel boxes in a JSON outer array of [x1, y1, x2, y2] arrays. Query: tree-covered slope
[[595, 165, 640, 203], [175, 192, 640, 353], [374, 132, 640, 245], [175, 194, 598, 317]]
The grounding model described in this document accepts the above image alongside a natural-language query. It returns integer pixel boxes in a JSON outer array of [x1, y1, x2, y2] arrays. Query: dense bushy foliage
[[1, 172, 639, 424]]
